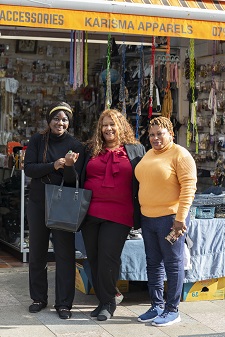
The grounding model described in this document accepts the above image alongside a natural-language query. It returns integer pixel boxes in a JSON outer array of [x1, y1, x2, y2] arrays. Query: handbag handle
[[57, 171, 79, 201]]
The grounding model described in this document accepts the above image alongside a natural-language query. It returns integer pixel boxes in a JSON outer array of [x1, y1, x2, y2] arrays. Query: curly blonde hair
[[149, 116, 174, 136], [87, 109, 139, 156]]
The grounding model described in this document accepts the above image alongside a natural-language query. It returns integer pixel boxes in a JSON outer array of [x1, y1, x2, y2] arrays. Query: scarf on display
[[69, 31, 74, 85], [135, 44, 144, 139], [119, 41, 126, 115], [170, 57, 179, 86], [69, 31, 84, 90], [161, 88, 173, 119], [105, 34, 112, 109], [101, 147, 127, 187], [208, 41, 217, 136], [84, 31, 88, 87], [148, 36, 156, 118], [153, 85, 161, 112], [189, 38, 198, 153], [161, 38, 173, 119], [208, 87, 217, 136]]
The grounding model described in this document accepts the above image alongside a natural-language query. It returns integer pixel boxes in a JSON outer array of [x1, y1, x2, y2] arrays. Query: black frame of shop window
[[15, 40, 37, 54]]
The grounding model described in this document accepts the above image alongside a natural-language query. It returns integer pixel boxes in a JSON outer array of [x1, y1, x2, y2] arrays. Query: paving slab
[[0, 268, 225, 337], [179, 333, 225, 337]]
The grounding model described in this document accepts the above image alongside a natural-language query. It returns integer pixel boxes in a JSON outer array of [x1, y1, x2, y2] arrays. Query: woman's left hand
[[172, 220, 187, 237], [64, 151, 79, 166]]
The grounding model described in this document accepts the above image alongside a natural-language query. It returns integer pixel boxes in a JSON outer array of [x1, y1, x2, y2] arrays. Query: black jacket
[[24, 132, 85, 205], [80, 143, 145, 229]]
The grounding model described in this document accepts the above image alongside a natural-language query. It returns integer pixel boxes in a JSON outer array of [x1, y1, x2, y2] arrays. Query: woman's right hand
[[54, 158, 66, 170], [65, 151, 79, 166], [172, 220, 187, 237]]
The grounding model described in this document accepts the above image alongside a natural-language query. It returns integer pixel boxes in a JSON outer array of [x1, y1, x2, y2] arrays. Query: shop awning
[[115, 0, 225, 12], [1, 0, 225, 40]]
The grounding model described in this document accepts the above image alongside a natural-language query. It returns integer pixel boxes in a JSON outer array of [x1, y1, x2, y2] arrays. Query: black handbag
[[45, 172, 92, 232]]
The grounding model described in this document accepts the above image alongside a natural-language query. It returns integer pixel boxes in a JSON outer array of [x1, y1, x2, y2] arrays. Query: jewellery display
[[184, 37, 225, 179]]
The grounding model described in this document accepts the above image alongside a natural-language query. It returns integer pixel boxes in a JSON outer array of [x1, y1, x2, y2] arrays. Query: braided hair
[[149, 116, 174, 137]]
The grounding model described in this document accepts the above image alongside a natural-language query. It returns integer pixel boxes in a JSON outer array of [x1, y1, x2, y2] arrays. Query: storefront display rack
[[0, 168, 53, 262]]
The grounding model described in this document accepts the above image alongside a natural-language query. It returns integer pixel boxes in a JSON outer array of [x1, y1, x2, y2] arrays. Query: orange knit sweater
[[135, 142, 197, 222]]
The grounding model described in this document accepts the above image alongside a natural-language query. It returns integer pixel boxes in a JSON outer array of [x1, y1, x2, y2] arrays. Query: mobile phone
[[165, 229, 180, 245]]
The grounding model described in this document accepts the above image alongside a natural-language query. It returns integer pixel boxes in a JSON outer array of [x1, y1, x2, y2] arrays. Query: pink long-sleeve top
[[84, 146, 134, 227]]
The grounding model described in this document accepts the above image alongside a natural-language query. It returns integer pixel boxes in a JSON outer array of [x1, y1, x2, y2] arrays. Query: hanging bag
[[45, 172, 92, 232]]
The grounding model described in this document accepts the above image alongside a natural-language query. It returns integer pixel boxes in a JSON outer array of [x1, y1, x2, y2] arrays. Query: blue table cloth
[[184, 218, 225, 283], [75, 218, 225, 283]]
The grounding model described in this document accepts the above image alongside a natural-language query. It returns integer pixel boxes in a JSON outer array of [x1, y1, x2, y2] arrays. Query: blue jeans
[[141, 214, 189, 311]]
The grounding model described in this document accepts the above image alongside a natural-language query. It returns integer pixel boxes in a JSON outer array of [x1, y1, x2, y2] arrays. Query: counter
[[76, 218, 225, 283]]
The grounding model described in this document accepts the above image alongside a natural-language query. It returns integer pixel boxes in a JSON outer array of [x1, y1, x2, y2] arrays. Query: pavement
[[0, 265, 225, 337]]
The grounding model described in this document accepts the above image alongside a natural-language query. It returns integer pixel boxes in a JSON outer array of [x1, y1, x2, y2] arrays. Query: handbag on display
[[45, 172, 92, 232]]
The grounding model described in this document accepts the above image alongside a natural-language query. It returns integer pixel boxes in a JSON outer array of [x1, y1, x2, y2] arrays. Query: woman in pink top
[[80, 109, 145, 321]]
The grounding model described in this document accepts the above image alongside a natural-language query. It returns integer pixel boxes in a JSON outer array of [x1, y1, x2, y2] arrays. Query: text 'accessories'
[[45, 172, 92, 232]]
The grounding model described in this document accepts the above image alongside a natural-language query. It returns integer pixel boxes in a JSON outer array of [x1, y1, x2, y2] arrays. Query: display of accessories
[[184, 40, 225, 179], [0, 42, 73, 142], [215, 204, 225, 218], [0, 168, 54, 261], [127, 228, 142, 240], [193, 193, 225, 206], [2, 36, 225, 262], [0, 169, 22, 244]]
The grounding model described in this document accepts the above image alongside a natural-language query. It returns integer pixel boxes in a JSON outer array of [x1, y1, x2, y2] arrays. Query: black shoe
[[29, 301, 47, 313], [57, 308, 72, 319], [97, 302, 116, 321], [90, 303, 103, 317]]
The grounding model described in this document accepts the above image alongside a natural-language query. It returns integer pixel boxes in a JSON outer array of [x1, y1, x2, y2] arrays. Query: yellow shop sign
[[1, 5, 225, 40]]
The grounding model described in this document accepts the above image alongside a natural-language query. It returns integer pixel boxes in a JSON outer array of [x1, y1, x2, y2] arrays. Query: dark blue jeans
[[141, 214, 189, 311]]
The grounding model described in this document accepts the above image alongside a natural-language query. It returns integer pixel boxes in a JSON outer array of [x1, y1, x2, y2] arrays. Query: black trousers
[[27, 200, 75, 310], [81, 215, 130, 304]]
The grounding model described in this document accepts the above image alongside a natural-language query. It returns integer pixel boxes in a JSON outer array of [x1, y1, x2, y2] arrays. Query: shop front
[[0, 1, 225, 289]]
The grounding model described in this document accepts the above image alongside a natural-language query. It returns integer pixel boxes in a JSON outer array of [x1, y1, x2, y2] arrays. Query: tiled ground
[[0, 246, 225, 337], [0, 246, 56, 268], [0, 248, 26, 268]]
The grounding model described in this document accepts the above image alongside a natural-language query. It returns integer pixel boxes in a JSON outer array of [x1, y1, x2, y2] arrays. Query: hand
[[172, 220, 187, 237], [54, 158, 66, 170], [65, 151, 80, 166]]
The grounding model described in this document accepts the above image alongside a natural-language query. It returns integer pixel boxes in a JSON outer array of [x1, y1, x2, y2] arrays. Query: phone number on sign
[[212, 26, 225, 37]]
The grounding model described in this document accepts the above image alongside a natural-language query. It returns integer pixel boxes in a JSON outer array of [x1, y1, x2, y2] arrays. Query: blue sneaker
[[152, 309, 181, 326], [138, 305, 164, 322]]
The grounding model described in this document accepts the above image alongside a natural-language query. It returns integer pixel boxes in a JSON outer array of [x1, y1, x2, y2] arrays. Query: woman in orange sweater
[[135, 116, 197, 327]]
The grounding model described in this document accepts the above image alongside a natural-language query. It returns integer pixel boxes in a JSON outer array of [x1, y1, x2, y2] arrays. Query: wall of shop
[[0, 38, 104, 149], [1, 36, 224, 175], [1, 33, 225, 261]]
